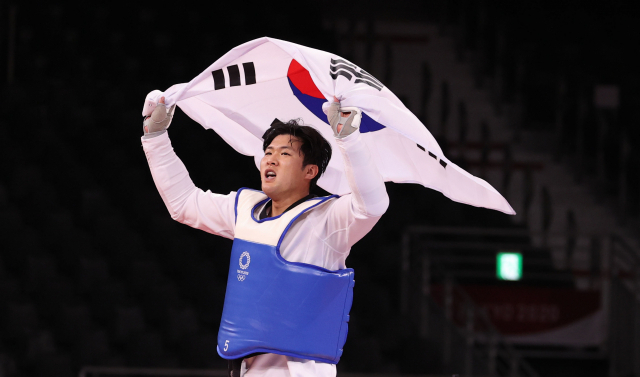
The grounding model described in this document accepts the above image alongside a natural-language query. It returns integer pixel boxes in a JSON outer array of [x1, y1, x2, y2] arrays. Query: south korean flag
[[142, 37, 515, 215]]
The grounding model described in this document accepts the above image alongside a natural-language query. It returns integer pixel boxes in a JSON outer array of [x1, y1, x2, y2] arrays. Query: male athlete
[[142, 96, 389, 377]]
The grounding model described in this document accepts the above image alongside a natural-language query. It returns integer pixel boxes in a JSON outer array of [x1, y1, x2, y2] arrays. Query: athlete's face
[[260, 134, 318, 200]]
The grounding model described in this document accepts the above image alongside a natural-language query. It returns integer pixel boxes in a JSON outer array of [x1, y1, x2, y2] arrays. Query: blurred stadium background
[[1, 1, 639, 376]]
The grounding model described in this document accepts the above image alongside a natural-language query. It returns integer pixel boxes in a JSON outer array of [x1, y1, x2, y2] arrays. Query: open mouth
[[264, 169, 276, 182]]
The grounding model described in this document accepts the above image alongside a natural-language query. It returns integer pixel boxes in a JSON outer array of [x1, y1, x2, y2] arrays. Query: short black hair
[[262, 119, 332, 189]]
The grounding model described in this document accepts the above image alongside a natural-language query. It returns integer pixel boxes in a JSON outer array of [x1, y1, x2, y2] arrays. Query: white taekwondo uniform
[[142, 129, 389, 377]]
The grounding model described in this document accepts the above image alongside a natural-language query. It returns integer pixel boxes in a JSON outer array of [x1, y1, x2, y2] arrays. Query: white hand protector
[[327, 102, 361, 139], [143, 102, 176, 134]]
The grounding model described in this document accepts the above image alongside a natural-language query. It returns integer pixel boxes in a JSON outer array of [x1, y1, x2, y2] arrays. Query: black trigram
[[211, 62, 256, 90], [417, 144, 447, 169], [329, 58, 383, 91]]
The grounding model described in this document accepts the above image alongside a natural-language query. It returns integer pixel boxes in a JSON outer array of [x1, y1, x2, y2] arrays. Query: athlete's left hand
[[327, 96, 362, 138]]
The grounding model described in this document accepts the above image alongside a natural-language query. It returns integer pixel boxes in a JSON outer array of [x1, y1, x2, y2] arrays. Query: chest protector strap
[[217, 188, 354, 364]]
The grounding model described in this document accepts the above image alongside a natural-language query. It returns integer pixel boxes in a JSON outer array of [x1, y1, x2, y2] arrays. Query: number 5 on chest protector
[[217, 189, 355, 364]]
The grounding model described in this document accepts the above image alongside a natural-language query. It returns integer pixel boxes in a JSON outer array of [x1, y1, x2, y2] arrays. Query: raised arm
[[141, 97, 236, 239], [325, 99, 389, 247]]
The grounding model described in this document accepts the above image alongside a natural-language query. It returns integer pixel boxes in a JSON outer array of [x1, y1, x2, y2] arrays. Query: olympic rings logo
[[239, 251, 251, 270]]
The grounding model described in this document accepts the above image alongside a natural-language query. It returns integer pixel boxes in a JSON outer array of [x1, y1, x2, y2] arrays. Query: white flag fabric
[[142, 37, 515, 215]]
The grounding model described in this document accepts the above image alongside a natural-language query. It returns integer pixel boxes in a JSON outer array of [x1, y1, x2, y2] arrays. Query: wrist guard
[[143, 102, 175, 134], [327, 102, 361, 139]]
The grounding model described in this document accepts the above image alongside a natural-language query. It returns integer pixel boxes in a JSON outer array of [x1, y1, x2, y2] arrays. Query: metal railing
[[402, 228, 540, 377], [438, 277, 539, 377], [402, 226, 640, 377]]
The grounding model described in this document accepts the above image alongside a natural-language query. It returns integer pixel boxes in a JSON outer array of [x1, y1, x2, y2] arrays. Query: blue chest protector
[[216, 188, 354, 364]]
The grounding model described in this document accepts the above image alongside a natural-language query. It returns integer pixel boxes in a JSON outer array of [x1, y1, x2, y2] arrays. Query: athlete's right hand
[[143, 96, 175, 134]]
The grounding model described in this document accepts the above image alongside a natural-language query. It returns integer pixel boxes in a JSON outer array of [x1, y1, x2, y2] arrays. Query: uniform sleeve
[[325, 130, 389, 248], [141, 132, 236, 239]]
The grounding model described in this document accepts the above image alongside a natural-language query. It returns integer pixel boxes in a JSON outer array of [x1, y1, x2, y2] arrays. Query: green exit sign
[[497, 252, 523, 281]]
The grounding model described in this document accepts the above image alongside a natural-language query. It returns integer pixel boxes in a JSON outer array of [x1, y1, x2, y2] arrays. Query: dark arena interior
[[1, 1, 639, 376]]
